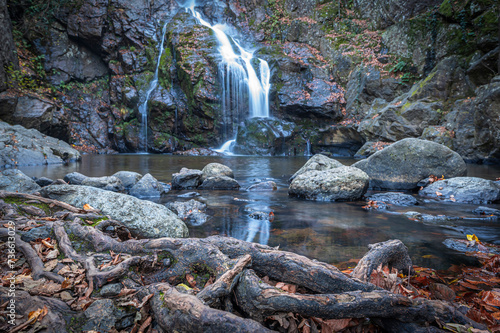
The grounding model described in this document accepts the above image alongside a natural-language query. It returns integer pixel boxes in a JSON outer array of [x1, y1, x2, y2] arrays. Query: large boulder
[[129, 173, 164, 198], [40, 185, 188, 238], [171, 168, 203, 190], [353, 138, 467, 190], [0, 169, 41, 194], [0, 121, 81, 168], [81, 176, 124, 192], [201, 163, 234, 180], [419, 177, 500, 204], [288, 166, 369, 201], [289, 154, 343, 182]]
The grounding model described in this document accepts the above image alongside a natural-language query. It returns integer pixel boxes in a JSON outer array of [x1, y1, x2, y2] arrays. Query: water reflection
[[16, 154, 500, 269]]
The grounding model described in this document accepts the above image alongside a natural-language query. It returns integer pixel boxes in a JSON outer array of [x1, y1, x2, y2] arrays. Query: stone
[[198, 176, 240, 190], [473, 206, 500, 216], [82, 299, 119, 332], [81, 176, 125, 192], [167, 199, 208, 226], [40, 185, 188, 238], [354, 141, 392, 159], [171, 168, 203, 190], [367, 192, 418, 206], [0, 121, 81, 168], [419, 177, 500, 204], [288, 166, 369, 201], [34, 177, 54, 187], [21, 225, 52, 243], [0, 169, 41, 194], [353, 138, 467, 190], [63, 172, 88, 185], [112, 171, 142, 190], [247, 181, 277, 191], [289, 154, 343, 182], [129, 173, 164, 198], [201, 163, 234, 180], [100, 283, 123, 297]]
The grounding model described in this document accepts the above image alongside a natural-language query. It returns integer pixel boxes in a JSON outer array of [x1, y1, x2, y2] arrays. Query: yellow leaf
[[83, 204, 94, 210], [466, 234, 479, 242]]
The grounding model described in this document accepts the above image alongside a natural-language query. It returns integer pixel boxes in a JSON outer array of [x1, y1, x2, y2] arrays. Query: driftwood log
[[0, 192, 485, 332]]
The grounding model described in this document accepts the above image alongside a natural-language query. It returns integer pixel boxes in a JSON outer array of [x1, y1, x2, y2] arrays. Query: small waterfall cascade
[[182, 1, 271, 154], [214, 139, 235, 155], [138, 21, 169, 152], [305, 139, 312, 156]]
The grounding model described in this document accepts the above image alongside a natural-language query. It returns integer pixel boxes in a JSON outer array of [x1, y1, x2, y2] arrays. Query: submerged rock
[[419, 177, 500, 204], [289, 154, 343, 182], [171, 168, 203, 190], [247, 181, 277, 191], [173, 148, 223, 156], [367, 192, 418, 206], [81, 176, 124, 192], [0, 169, 41, 194], [198, 176, 240, 190], [353, 138, 466, 190], [443, 238, 500, 255], [129, 173, 164, 198], [289, 166, 369, 201], [167, 199, 208, 226], [473, 206, 500, 216], [40, 184, 188, 238]]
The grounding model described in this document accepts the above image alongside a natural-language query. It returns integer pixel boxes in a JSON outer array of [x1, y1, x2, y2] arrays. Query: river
[[18, 154, 500, 270]]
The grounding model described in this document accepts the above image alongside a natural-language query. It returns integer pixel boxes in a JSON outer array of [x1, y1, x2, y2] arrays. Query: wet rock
[[467, 47, 499, 87], [249, 211, 273, 220], [420, 126, 454, 149], [0, 0, 18, 92], [247, 181, 277, 191], [198, 176, 240, 190], [167, 199, 208, 226], [100, 283, 123, 297], [419, 177, 500, 204], [367, 193, 418, 206], [63, 172, 87, 185], [82, 299, 133, 332], [289, 166, 369, 201], [129, 173, 164, 198], [473, 206, 500, 216], [0, 169, 41, 194], [289, 154, 343, 183], [313, 125, 365, 157], [112, 171, 142, 190], [178, 192, 200, 198], [171, 168, 203, 190], [201, 163, 234, 180], [34, 177, 54, 187], [40, 185, 188, 238], [233, 117, 298, 156], [0, 121, 81, 168], [443, 238, 500, 254], [353, 138, 467, 190], [81, 176, 125, 192]]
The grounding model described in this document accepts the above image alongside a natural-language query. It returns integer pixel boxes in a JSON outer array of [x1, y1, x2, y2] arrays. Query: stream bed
[[18, 154, 500, 270]]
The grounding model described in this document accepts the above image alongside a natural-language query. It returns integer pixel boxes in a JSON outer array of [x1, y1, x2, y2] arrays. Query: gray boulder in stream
[[81, 176, 124, 192], [40, 184, 188, 238], [419, 177, 500, 204], [198, 176, 240, 190], [288, 166, 369, 201], [201, 163, 234, 180], [289, 154, 344, 182], [129, 173, 164, 198], [112, 171, 142, 190], [353, 138, 466, 190], [172, 168, 203, 190], [0, 169, 41, 194]]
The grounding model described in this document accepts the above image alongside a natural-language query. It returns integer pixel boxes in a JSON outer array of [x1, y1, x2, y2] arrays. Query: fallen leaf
[[41, 239, 55, 249], [83, 204, 94, 211], [44, 259, 59, 272], [467, 234, 480, 242], [482, 290, 500, 307], [436, 191, 442, 197], [185, 273, 196, 287], [45, 249, 59, 260]]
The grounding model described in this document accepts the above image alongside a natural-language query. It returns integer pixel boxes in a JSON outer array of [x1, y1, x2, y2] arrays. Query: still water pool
[[18, 154, 500, 270]]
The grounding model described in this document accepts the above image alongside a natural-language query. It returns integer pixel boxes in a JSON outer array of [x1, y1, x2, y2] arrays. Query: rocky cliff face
[[0, 0, 499, 160], [0, 0, 18, 92]]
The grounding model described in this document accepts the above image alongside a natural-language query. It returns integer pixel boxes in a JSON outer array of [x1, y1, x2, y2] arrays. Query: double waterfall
[[139, 1, 270, 153]]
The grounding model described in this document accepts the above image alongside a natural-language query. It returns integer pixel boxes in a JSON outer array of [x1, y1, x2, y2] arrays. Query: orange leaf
[[186, 273, 196, 287], [83, 204, 94, 211], [482, 290, 500, 307]]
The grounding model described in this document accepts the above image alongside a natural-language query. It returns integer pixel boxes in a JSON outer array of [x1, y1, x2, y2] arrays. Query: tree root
[[0, 191, 82, 213], [139, 283, 275, 333], [0, 229, 64, 283], [352, 239, 415, 282]]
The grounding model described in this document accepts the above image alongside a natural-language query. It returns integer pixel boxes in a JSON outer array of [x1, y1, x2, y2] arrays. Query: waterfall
[[182, 1, 271, 153], [138, 21, 169, 152], [305, 139, 312, 156]]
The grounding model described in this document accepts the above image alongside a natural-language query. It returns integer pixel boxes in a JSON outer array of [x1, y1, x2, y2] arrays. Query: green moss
[[88, 216, 109, 227], [3, 196, 51, 215], [157, 250, 177, 265]]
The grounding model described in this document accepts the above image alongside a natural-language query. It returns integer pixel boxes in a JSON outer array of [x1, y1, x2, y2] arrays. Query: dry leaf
[[435, 191, 442, 197], [41, 239, 55, 249], [44, 259, 59, 272], [45, 249, 59, 260], [467, 234, 480, 242], [186, 273, 196, 287], [83, 204, 94, 210]]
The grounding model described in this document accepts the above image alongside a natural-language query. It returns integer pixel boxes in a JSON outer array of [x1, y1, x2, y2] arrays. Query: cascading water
[[138, 21, 169, 152], [182, 1, 271, 153]]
